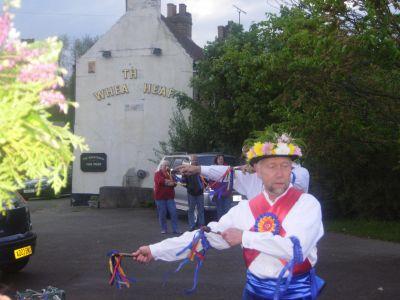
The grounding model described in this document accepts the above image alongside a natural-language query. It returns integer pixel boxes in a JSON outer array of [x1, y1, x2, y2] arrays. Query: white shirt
[[201, 164, 310, 199], [149, 185, 324, 279], [291, 163, 310, 193]]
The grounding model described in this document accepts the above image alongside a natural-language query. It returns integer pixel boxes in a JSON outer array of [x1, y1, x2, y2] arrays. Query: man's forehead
[[259, 156, 292, 164]]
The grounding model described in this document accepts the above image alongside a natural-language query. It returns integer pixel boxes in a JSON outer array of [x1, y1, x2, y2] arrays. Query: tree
[[260, 0, 400, 219], [0, 0, 87, 211], [168, 0, 400, 220], [172, 21, 281, 155], [48, 35, 98, 127]]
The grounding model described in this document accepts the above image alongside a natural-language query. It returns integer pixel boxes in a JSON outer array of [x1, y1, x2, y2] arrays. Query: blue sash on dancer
[[243, 270, 325, 300]]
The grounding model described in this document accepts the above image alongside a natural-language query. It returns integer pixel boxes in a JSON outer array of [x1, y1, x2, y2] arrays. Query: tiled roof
[[161, 15, 203, 61]]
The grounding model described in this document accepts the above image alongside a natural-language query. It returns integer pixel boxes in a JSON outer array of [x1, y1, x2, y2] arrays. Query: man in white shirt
[[132, 133, 324, 299]]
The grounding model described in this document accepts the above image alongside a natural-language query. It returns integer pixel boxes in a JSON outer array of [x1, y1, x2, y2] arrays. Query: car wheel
[[0, 257, 30, 273]]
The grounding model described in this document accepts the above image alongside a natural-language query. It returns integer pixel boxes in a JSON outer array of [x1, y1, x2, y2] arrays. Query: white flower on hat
[[277, 133, 291, 144], [274, 143, 291, 155]]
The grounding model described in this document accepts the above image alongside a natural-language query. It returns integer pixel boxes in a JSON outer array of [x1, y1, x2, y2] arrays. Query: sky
[[3, 0, 282, 47]]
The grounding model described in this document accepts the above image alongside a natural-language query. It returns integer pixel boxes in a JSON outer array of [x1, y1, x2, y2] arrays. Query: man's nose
[[275, 166, 285, 177]]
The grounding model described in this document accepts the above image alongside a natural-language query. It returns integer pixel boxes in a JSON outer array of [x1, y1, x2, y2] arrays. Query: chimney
[[217, 25, 226, 40], [166, 3, 192, 39], [167, 3, 176, 17], [179, 3, 187, 14]]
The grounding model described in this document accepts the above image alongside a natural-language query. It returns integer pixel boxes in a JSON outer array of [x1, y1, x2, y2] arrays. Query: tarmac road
[[1, 198, 399, 299]]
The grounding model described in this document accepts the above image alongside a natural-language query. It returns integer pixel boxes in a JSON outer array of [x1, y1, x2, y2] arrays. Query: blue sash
[[243, 270, 325, 300]]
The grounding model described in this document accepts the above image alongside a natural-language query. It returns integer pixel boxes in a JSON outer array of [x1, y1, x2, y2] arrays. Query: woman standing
[[153, 160, 180, 234]]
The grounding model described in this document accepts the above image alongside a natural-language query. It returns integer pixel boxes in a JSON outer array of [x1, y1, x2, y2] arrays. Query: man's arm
[[177, 164, 260, 199], [131, 202, 248, 263], [241, 194, 323, 261]]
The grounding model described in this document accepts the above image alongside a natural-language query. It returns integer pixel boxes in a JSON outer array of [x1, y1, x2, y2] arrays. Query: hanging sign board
[[81, 153, 107, 172]]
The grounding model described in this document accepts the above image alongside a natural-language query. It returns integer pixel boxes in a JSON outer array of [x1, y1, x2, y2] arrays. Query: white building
[[72, 0, 202, 204]]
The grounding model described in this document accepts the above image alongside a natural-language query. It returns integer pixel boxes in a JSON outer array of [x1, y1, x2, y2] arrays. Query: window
[[88, 61, 96, 73], [172, 158, 184, 169]]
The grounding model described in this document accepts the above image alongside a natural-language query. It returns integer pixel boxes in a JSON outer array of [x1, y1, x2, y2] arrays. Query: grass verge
[[325, 219, 400, 243]]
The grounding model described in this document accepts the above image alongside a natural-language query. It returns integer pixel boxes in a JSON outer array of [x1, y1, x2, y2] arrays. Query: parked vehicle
[[0, 192, 37, 273], [20, 169, 72, 199], [158, 153, 244, 222]]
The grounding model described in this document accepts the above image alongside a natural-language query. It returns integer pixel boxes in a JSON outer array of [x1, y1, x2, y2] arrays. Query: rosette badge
[[255, 213, 280, 235], [246, 133, 302, 165]]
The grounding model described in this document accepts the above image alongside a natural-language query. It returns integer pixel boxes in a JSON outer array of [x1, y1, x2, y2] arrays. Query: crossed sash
[[242, 187, 312, 275]]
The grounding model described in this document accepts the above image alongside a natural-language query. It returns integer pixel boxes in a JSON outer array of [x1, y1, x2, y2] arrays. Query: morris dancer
[[132, 133, 324, 299], [177, 150, 309, 200]]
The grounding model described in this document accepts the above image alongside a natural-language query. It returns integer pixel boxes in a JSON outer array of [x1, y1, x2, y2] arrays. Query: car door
[[171, 157, 189, 211]]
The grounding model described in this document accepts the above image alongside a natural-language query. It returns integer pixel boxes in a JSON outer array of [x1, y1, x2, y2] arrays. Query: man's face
[[255, 157, 292, 198]]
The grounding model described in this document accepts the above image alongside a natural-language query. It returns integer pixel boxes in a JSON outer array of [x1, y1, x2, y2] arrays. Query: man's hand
[[132, 246, 153, 264], [221, 228, 243, 246], [235, 164, 255, 174], [176, 164, 201, 175]]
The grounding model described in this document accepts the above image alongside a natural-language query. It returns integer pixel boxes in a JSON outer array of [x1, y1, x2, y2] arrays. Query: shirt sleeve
[[200, 165, 229, 181], [231, 171, 258, 198], [241, 194, 323, 261], [201, 165, 256, 198], [149, 202, 246, 261], [292, 166, 310, 193]]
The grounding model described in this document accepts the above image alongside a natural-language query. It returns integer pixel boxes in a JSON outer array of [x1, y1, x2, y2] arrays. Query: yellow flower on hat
[[246, 149, 255, 160], [288, 144, 295, 155], [253, 142, 264, 156]]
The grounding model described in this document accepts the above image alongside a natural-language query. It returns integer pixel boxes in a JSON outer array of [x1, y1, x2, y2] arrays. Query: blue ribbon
[[291, 171, 296, 184], [209, 168, 234, 200], [273, 236, 303, 300], [171, 173, 184, 183], [209, 182, 228, 200], [164, 230, 211, 294]]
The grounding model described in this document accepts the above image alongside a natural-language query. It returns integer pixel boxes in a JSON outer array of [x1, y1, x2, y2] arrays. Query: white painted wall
[[72, 0, 194, 194]]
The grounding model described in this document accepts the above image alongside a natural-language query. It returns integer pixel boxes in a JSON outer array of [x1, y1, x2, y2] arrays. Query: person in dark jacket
[[154, 160, 180, 234], [182, 155, 205, 231]]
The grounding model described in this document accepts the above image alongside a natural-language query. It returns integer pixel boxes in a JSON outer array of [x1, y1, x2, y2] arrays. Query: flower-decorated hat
[[244, 131, 303, 166]]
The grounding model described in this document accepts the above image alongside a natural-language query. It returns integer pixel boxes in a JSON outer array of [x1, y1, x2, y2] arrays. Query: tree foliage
[[169, 0, 400, 219]]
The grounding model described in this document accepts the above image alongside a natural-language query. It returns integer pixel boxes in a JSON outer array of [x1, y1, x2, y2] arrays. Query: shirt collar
[[262, 184, 293, 206]]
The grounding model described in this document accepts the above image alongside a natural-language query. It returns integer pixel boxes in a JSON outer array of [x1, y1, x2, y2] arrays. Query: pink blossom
[[0, 12, 11, 46], [18, 63, 57, 84], [294, 147, 302, 157], [39, 90, 67, 113], [262, 142, 273, 155]]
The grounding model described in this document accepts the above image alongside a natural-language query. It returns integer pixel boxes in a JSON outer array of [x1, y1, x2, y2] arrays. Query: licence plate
[[23, 188, 35, 193], [14, 245, 32, 259], [232, 195, 242, 202]]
